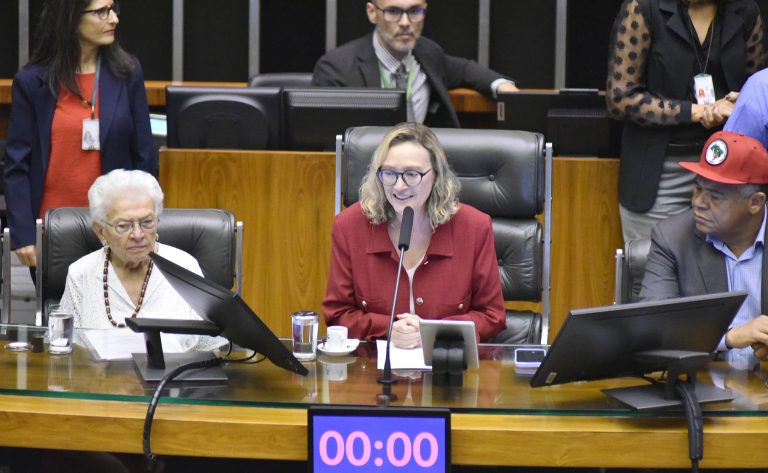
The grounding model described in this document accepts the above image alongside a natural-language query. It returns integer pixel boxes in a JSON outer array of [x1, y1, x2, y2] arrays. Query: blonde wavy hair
[[359, 123, 461, 229]]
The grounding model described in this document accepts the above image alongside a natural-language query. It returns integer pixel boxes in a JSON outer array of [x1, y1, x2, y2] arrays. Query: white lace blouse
[[59, 243, 225, 351]]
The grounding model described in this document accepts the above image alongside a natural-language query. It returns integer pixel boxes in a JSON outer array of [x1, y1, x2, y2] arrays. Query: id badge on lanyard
[[82, 55, 101, 151], [694, 73, 715, 105], [82, 119, 100, 150]]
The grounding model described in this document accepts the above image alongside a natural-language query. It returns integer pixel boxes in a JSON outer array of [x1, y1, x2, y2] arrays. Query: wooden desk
[[0, 79, 493, 111], [160, 149, 623, 340], [0, 330, 765, 468], [0, 80, 494, 138]]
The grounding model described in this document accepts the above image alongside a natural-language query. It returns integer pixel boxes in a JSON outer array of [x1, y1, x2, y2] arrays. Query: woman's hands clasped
[[392, 313, 422, 349], [694, 91, 740, 129]]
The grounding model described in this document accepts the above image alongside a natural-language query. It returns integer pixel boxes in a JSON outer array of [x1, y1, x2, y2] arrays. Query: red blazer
[[322, 203, 506, 342]]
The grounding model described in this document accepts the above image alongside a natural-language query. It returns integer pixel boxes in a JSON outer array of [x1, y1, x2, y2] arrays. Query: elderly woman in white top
[[59, 169, 222, 351]]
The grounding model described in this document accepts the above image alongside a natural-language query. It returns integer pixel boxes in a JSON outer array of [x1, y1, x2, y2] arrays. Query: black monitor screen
[[282, 87, 407, 151], [149, 252, 308, 376], [530, 292, 746, 388], [166, 86, 282, 150], [497, 89, 620, 157]]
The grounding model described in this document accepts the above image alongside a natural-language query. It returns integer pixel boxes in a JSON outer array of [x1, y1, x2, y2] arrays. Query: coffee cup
[[327, 326, 348, 350]]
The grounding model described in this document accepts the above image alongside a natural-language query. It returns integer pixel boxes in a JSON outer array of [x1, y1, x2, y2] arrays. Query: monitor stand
[[131, 352, 226, 382], [604, 382, 733, 410], [125, 317, 227, 383], [602, 349, 734, 410]]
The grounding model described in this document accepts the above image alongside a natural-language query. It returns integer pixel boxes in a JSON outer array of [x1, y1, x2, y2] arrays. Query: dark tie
[[394, 64, 408, 90]]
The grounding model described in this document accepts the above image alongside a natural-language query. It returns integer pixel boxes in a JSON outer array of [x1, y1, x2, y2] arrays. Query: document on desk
[[376, 340, 430, 370], [79, 330, 188, 360]]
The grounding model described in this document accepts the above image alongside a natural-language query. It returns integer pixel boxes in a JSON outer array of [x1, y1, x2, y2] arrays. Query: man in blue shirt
[[640, 131, 768, 361], [724, 68, 768, 148]]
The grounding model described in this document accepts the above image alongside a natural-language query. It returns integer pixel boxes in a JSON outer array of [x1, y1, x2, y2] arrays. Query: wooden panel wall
[[159, 149, 335, 337], [549, 157, 623, 335], [160, 149, 623, 341]]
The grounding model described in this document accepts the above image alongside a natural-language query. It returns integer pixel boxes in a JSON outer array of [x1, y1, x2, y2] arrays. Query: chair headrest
[[42, 207, 237, 302], [341, 126, 545, 217], [248, 72, 314, 88]]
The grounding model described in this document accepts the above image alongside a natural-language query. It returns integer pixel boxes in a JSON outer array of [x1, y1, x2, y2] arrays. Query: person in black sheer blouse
[[606, 0, 765, 243]]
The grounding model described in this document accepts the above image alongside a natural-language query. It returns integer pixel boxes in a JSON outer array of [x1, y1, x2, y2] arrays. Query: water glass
[[47, 306, 74, 355], [48, 354, 73, 391], [291, 311, 319, 361]]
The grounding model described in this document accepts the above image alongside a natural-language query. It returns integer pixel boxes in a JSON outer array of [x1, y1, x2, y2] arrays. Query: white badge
[[82, 119, 100, 151], [694, 73, 715, 105]]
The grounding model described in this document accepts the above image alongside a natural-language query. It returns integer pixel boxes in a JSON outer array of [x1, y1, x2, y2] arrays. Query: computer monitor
[[282, 87, 407, 151], [165, 86, 282, 150], [496, 89, 621, 157], [127, 252, 308, 381], [530, 292, 747, 409]]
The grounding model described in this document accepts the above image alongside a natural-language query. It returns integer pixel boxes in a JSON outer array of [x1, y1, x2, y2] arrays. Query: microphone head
[[398, 207, 414, 250]]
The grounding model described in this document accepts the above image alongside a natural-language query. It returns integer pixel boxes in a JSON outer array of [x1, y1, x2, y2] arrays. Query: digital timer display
[[309, 407, 450, 473]]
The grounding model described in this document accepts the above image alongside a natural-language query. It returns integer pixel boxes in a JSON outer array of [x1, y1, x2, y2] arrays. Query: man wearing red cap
[[641, 131, 768, 360]]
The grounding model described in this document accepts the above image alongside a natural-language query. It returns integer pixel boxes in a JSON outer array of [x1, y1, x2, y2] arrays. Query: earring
[[101, 240, 108, 247]]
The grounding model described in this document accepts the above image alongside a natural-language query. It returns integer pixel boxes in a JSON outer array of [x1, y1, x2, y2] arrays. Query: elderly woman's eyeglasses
[[371, 4, 427, 23], [106, 217, 157, 235], [82, 3, 120, 21], [377, 168, 432, 186]]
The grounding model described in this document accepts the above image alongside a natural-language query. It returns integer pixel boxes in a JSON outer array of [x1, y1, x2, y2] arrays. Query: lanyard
[[378, 57, 415, 101], [78, 54, 102, 119], [686, 12, 715, 74]]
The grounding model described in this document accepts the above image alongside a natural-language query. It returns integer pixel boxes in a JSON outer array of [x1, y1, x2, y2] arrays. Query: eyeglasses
[[377, 168, 432, 186], [82, 3, 120, 21], [106, 217, 157, 235], [371, 4, 427, 22]]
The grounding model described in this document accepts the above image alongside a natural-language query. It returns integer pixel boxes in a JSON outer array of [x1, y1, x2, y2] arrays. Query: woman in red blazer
[[322, 123, 506, 348]]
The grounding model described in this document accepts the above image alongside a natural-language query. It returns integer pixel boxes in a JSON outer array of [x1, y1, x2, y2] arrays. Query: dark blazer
[[613, 0, 762, 212], [640, 209, 768, 315], [322, 203, 506, 342], [3, 59, 154, 249], [312, 33, 507, 128]]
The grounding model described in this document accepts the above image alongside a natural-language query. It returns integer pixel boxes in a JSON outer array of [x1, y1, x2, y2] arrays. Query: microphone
[[378, 207, 414, 404], [397, 206, 414, 250]]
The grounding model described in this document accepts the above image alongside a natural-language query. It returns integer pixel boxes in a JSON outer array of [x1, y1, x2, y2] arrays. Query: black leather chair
[[248, 72, 313, 88], [33, 207, 243, 325], [0, 228, 9, 324], [338, 126, 552, 344], [614, 237, 651, 304]]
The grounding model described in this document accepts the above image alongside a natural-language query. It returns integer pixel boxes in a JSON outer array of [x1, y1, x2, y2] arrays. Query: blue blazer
[[3, 59, 155, 249]]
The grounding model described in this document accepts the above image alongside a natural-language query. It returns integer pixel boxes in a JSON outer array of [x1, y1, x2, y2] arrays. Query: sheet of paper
[[376, 339, 430, 370], [78, 329, 189, 361]]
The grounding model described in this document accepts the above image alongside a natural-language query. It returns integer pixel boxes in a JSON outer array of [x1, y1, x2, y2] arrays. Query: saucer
[[317, 339, 360, 357]]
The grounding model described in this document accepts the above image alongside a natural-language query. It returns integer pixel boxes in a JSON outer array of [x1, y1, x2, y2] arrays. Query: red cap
[[679, 131, 768, 184]]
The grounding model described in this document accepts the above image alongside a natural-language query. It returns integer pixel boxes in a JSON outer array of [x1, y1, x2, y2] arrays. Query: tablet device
[[420, 319, 479, 369]]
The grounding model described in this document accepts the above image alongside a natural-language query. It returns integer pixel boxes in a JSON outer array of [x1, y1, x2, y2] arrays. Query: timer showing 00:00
[[318, 430, 439, 467], [310, 413, 448, 472]]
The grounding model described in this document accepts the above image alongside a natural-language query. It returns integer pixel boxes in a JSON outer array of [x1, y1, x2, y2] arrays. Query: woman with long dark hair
[[4, 0, 154, 271]]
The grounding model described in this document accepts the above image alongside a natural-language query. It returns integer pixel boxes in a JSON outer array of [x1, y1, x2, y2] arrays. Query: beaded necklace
[[103, 247, 153, 328]]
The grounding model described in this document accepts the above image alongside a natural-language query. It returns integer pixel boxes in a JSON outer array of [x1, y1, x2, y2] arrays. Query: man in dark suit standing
[[641, 131, 768, 361], [311, 0, 517, 128]]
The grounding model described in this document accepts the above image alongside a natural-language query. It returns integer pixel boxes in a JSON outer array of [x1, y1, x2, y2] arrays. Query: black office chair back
[[617, 237, 652, 304], [248, 72, 314, 88], [42, 207, 237, 312], [340, 127, 547, 344]]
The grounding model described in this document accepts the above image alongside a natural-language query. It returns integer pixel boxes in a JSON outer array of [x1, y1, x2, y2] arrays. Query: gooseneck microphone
[[397, 206, 414, 251], [377, 206, 414, 404]]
